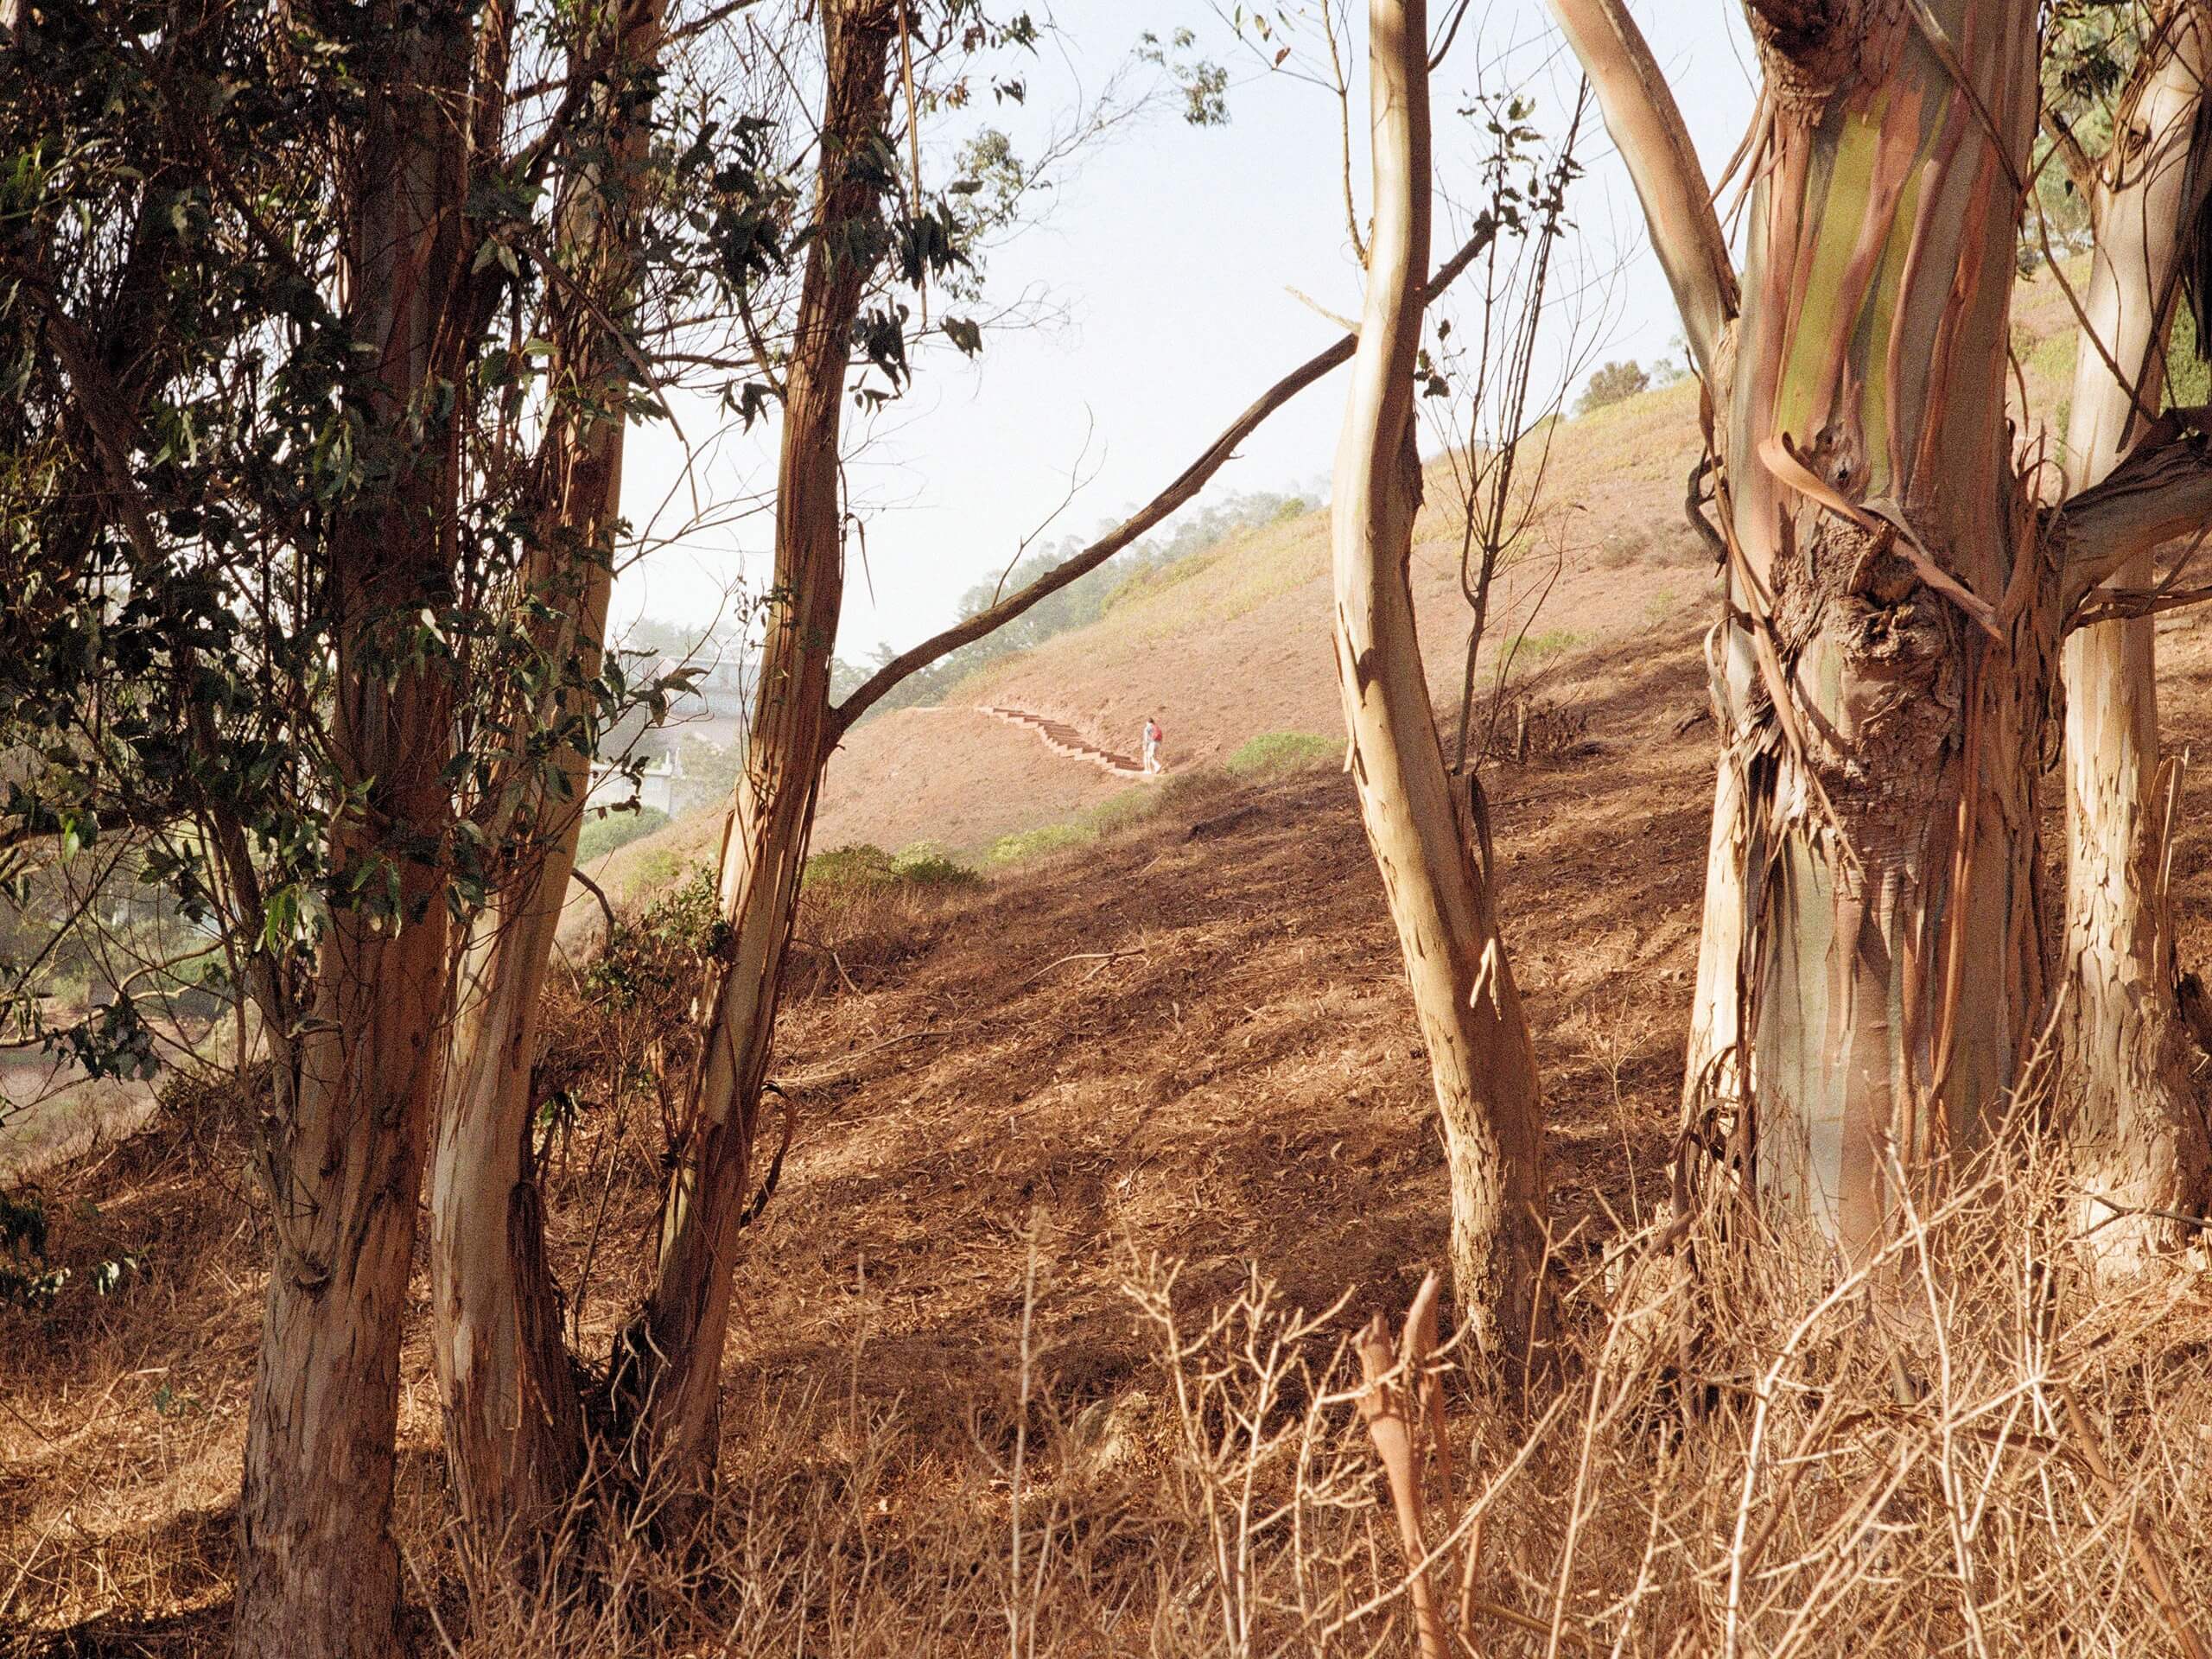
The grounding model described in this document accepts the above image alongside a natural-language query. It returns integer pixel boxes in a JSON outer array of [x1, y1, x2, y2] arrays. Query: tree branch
[[826, 218, 1502, 737], [0, 795, 179, 855], [2040, 108, 2100, 212], [21, 284, 162, 563], [2059, 408, 2212, 611], [1545, 0, 1738, 376]]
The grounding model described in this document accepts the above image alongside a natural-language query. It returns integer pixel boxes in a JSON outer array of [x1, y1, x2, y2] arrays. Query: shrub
[[575, 804, 669, 865], [1516, 627, 1582, 660], [805, 843, 899, 887], [1575, 358, 1649, 416], [623, 846, 684, 899], [1224, 732, 1338, 779], [1083, 788, 1162, 836], [988, 823, 1096, 865], [788, 848, 978, 998], [805, 842, 980, 890], [890, 844, 980, 887]]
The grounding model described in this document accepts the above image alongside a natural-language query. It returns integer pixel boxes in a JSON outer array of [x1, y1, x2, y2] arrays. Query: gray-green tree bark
[[1332, 0, 1548, 1364], [1548, 0, 2212, 1262]]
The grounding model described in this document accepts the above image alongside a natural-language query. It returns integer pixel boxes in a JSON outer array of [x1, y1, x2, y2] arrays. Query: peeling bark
[[1722, 2, 2048, 1260], [2056, 7, 2212, 1266], [1560, 0, 2056, 1261], [428, 0, 667, 1558], [1332, 0, 1547, 1366], [233, 11, 474, 1653], [607, 0, 893, 1502]]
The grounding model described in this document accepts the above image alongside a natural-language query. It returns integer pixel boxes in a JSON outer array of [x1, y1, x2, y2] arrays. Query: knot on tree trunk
[[1749, 0, 1904, 111]]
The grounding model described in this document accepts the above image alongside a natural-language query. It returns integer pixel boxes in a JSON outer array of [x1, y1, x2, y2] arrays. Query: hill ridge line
[[978, 703, 1150, 779]]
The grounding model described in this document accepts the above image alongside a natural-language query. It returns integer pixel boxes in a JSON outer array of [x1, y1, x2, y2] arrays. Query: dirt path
[[979, 704, 1150, 779]]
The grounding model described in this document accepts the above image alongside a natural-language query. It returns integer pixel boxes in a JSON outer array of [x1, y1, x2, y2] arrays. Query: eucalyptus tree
[[1546, 0, 2212, 1262], [1324, 0, 1567, 1370], [601, 0, 1529, 1501], [0, 3, 755, 1650], [0, 3, 1548, 1634], [2042, 3, 2212, 1263]]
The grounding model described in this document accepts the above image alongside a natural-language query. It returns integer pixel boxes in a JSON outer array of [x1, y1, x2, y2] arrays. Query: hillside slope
[[795, 255, 2098, 859], [815, 381, 1715, 855], [16, 263, 2204, 1651]]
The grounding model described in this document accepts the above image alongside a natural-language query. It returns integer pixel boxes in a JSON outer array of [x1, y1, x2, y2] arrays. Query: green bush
[[625, 847, 683, 898], [805, 842, 980, 889], [1083, 788, 1162, 836], [1516, 628, 1583, 660], [575, 804, 669, 865], [1575, 359, 1649, 416], [890, 844, 980, 887], [1225, 731, 1338, 778], [987, 823, 1096, 865], [583, 864, 719, 1009], [805, 843, 898, 887]]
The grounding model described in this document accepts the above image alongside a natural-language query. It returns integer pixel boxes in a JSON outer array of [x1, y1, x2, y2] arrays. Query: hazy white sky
[[613, 1, 1758, 665]]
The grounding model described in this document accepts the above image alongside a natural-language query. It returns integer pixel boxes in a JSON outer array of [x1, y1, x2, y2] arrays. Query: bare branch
[[827, 219, 1503, 736], [2041, 108, 2100, 213], [1545, 0, 1738, 374], [568, 863, 620, 939], [1286, 283, 1360, 331], [2060, 409, 2212, 611]]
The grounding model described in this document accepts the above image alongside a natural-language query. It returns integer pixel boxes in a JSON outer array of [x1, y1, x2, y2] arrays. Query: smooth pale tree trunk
[[610, 0, 893, 1497], [429, 0, 666, 1557], [1332, 0, 1548, 1365], [233, 15, 472, 1654], [1682, 620, 1759, 1141], [2056, 10, 2212, 1263], [1560, 0, 2048, 1261], [1548, 0, 1750, 1153]]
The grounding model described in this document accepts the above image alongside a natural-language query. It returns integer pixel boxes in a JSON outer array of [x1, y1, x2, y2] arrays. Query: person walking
[[1141, 714, 1166, 776]]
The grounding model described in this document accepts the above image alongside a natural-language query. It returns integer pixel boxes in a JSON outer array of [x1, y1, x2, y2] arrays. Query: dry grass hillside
[[10, 266, 2212, 1656], [810, 378, 1716, 857], [790, 254, 2096, 861]]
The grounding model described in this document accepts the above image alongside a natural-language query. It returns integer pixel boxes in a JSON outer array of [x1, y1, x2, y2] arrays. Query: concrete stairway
[[979, 705, 1150, 779]]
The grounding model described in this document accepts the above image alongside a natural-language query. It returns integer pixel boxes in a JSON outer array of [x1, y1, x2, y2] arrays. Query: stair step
[[979, 704, 1151, 779]]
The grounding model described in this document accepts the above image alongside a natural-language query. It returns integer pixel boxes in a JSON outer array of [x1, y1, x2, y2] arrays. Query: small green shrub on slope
[[1226, 732, 1338, 778], [806, 843, 981, 889], [575, 805, 669, 865], [988, 823, 1096, 865]]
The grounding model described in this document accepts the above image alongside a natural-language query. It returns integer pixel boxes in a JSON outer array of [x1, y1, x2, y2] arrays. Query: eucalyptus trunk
[[1332, 0, 1548, 1366], [609, 0, 893, 1497], [2056, 7, 2212, 1264], [428, 0, 666, 1556], [1718, 4, 2048, 1259], [233, 14, 472, 1653], [1560, 0, 2057, 1261]]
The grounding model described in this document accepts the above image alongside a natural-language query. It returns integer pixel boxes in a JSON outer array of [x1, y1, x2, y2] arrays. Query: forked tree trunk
[[233, 16, 472, 1653], [429, 0, 666, 1555], [2056, 8, 2212, 1263], [609, 0, 893, 1497], [1561, 0, 2050, 1261], [1332, 0, 1548, 1365]]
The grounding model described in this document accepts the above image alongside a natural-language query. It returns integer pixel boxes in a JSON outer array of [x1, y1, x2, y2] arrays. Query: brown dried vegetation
[[9, 619, 2212, 1651], [6, 276, 2212, 1655]]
